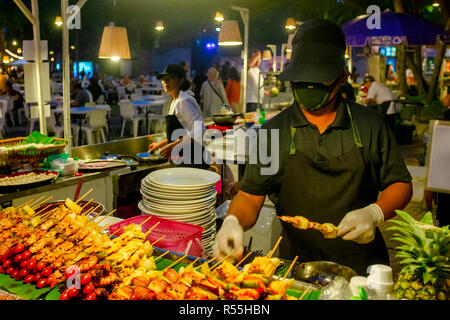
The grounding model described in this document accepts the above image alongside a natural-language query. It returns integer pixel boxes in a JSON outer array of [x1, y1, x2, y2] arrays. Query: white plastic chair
[[96, 94, 105, 104], [85, 101, 96, 107], [119, 99, 145, 138], [4, 97, 15, 127], [147, 97, 169, 134], [24, 103, 37, 134], [116, 86, 127, 100], [26, 104, 53, 135], [130, 93, 143, 101], [81, 109, 107, 145]]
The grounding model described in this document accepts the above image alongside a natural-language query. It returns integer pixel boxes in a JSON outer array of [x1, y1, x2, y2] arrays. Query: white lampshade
[[285, 18, 296, 30], [215, 11, 224, 22], [55, 16, 63, 27], [262, 49, 272, 60], [155, 21, 164, 31], [218, 20, 242, 46], [98, 24, 131, 60]]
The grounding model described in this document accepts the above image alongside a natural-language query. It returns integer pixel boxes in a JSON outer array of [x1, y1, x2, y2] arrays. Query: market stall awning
[[341, 11, 448, 47]]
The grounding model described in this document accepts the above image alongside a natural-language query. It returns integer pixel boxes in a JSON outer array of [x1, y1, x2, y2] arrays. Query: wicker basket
[[0, 137, 67, 164]]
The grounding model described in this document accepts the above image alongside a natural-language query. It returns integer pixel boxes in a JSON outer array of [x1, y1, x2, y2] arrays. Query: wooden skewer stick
[[144, 222, 160, 237], [210, 253, 232, 271], [28, 195, 46, 208], [16, 198, 35, 209], [151, 235, 166, 246], [298, 285, 313, 300], [38, 208, 59, 224], [39, 207, 58, 220], [32, 195, 54, 210], [266, 236, 283, 259], [108, 227, 122, 239], [187, 257, 201, 268], [163, 254, 188, 271], [281, 255, 298, 281], [235, 251, 252, 268], [194, 257, 217, 270], [153, 250, 170, 263], [84, 204, 102, 217], [75, 188, 93, 204], [95, 209, 117, 225], [139, 216, 152, 228], [33, 204, 52, 217], [80, 198, 94, 211]]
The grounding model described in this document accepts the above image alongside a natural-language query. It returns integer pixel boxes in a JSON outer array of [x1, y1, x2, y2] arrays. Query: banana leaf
[[0, 274, 60, 300], [44, 287, 61, 300]]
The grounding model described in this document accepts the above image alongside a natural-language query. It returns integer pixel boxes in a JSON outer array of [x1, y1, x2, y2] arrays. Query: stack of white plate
[[139, 167, 221, 255]]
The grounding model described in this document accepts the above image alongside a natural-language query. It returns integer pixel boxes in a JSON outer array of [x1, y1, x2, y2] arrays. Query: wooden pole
[[61, 0, 72, 153], [31, 0, 46, 134]]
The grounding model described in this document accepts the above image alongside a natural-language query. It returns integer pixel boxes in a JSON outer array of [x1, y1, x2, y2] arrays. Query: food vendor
[[148, 64, 210, 169], [213, 19, 413, 275]]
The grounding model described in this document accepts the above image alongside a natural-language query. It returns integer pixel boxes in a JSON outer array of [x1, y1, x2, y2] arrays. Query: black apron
[[276, 104, 389, 275], [165, 114, 210, 170]]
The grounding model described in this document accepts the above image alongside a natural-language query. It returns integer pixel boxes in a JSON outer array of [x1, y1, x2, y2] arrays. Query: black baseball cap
[[156, 64, 186, 80], [279, 19, 346, 83]]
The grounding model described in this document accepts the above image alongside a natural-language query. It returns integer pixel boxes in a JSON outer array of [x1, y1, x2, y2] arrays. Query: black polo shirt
[[239, 98, 412, 205]]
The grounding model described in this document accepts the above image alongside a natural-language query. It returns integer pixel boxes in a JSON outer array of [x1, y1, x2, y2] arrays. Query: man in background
[[364, 75, 401, 137], [246, 50, 265, 112], [200, 66, 228, 118], [71, 83, 92, 107]]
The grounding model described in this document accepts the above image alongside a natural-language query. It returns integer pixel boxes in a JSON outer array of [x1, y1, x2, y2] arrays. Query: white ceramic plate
[[140, 191, 217, 205], [142, 181, 215, 195], [141, 194, 217, 208], [146, 168, 220, 189], [138, 200, 214, 218], [145, 198, 216, 210], [141, 181, 215, 195]]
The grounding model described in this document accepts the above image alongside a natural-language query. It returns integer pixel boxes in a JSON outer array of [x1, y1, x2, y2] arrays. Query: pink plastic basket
[[108, 215, 204, 257]]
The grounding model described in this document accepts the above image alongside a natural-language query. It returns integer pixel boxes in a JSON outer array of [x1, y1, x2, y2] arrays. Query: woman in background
[[148, 64, 210, 169], [225, 67, 241, 113]]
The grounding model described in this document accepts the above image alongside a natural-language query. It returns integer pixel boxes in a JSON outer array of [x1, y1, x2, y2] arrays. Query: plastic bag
[[319, 276, 353, 300]]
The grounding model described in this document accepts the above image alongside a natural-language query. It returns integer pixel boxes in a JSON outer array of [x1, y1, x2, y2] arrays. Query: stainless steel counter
[[0, 170, 109, 204], [0, 136, 169, 211]]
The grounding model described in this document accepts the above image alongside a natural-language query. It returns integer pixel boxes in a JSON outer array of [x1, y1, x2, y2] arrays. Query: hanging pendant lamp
[[218, 20, 242, 46], [98, 22, 131, 61]]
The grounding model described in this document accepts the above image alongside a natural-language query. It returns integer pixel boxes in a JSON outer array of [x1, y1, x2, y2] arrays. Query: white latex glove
[[337, 204, 384, 244], [213, 215, 244, 260]]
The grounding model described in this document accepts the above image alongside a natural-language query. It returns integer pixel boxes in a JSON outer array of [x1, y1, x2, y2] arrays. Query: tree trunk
[[426, 16, 450, 102], [392, 0, 405, 13], [397, 44, 408, 96], [393, 0, 408, 96], [406, 47, 428, 95]]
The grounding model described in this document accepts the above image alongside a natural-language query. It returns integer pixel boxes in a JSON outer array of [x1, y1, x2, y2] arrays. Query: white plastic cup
[[366, 264, 394, 299], [349, 276, 368, 297]]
